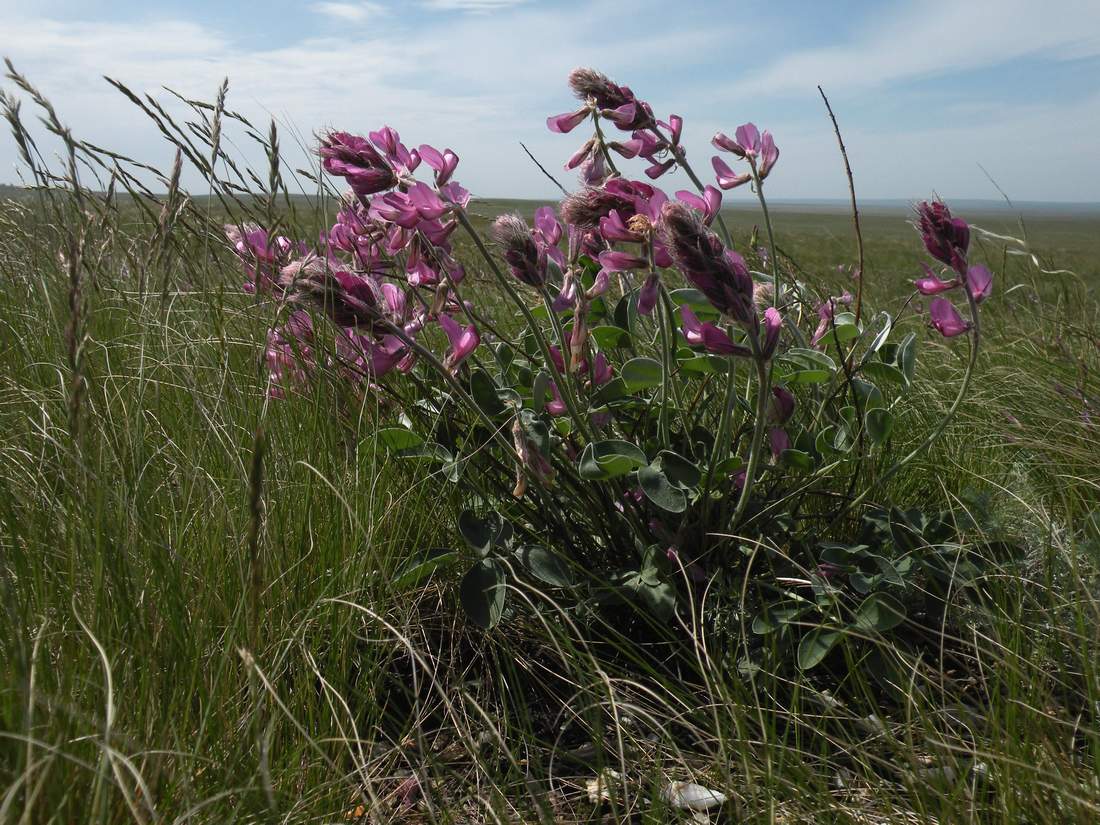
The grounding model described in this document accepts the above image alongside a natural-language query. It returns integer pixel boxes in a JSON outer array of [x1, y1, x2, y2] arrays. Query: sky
[[1, 0, 1098, 202]]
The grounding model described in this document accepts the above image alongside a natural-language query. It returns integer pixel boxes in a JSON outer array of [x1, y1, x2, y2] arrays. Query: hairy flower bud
[[318, 131, 397, 196], [658, 201, 755, 324], [491, 214, 545, 287], [915, 200, 970, 274]]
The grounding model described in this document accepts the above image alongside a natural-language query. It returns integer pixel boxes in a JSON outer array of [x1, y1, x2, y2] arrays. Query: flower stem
[[455, 208, 594, 442], [829, 290, 982, 528], [729, 334, 771, 529]]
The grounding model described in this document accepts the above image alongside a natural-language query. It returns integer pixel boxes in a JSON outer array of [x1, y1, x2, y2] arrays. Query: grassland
[[1, 178, 1099, 825]]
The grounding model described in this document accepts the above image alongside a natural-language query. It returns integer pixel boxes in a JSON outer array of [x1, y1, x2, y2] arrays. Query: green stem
[[749, 158, 780, 306], [830, 288, 982, 528], [455, 208, 594, 442], [729, 331, 772, 529]]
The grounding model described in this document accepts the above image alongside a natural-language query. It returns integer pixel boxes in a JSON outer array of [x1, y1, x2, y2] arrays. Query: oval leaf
[[460, 560, 506, 629]]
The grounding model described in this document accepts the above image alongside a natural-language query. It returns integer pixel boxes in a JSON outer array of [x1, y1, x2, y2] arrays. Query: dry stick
[[818, 86, 865, 324], [519, 142, 570, 196]]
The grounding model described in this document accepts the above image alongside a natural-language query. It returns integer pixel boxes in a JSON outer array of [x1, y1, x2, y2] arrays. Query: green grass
[[1, 73, 1099, 822]]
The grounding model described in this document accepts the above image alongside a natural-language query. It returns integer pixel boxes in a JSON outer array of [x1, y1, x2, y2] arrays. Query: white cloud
[[310, 2, 387, 23], [0, 1, 1096, 201], [421, 0, 528, 11], [732, 0, 1100, 97]]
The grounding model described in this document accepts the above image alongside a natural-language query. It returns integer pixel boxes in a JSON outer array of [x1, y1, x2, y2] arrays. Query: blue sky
[[2, 0, 1098, 201]]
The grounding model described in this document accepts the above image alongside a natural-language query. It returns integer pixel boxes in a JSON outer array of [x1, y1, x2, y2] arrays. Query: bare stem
[[818, 86, 865, 324]]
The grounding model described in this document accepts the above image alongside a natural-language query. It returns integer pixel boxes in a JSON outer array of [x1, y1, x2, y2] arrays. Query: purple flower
[[674, 187, 722, 225], [769, 427, 790, 461], [598, 249, 648, 272], [439, 313, 480, 371], [915, 200, 970, 274], [565, 138, 596, 169], [810, 292, 853, 348], [547, 107, 589, 134], [966, 264, 993, 303], [761, 307, 782, 359], [711, 156, 752, 190], [658, 201, 756, 325], [438, 181, 470, 208], [568, 68, 633, 111], [929, 297, 970, 337], [319, 131, 397, 196], [712, 123, 779, 180], [770, 386, 795, 424], [914, 262, 959, 295], [660, 115, 683, 146], [645, 159, 676, 179], [418, 144, 459, 186], [679, 305, 751, 357], [637, 273, 660, 316], [225, 223, 296, 294], [369, 126, 420, 173], [580, 153, 608, 186]]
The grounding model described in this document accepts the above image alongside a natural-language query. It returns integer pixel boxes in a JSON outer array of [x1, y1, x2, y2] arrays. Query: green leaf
[[391, 547, 459, 590], [752, 604, 810, 635], [590, 325, 632, 349], [592, 376, 630, 404], [854, 592, 906, 633], [470, 369, 506, 416], [669, 287, 720, 320], [376, 427, 424, 451], [638, 463, 687, 513], [531, 370, 549, 414], [829, 312, 861, 344], [797, 628, 842, 670], [861, 361, 906, 385], [865, 312, 893, 356], [781, 449, 814, 472], [458, 511, 508, 557], [851, 378, 883, 410], [460, 560, 506, 629], [781, 348, 837, 372], [578, 440, 648, 480], [621, 357, 664, 392], [658, 450, 701, 488], [898, 332, 918, 385], [515, 545, 573, 587], [678, 354, 728, 375], [785, 369, 832, 385], [866, 408, 894, 444]]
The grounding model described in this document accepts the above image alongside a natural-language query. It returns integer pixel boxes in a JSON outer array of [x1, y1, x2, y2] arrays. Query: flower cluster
[[226, 125, 478, 395], [912, 200, 992, 337], [547, 68, 685, 181]]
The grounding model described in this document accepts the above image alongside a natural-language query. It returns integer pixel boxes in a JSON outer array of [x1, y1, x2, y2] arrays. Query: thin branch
[[818, 86, 865, 324], [519, 141, 569, 196]]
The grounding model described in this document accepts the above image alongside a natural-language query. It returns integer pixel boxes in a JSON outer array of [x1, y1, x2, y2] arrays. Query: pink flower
[[915, 200, 970, 275], [769, 427, 790, 461], [679, 305, 751, 357], [637, 273, 660, 316], [417, 144, 459, 186], [712, 156, 751, 190], [966, 264, 993, 303], [598, 250, 648, 272], [712, 123, 779, 180], [675, 187, 722, 225], [914, 262, 959, 295], [547, 107, 589, 134], [770, 386, 795, 424], [319, 131, 396, 196], [929, 297, 970, 337], [761, 307, 782, 358], [659, 202, 756, 325], [439, 313, 480, 371], [810, 292, 853, 348]]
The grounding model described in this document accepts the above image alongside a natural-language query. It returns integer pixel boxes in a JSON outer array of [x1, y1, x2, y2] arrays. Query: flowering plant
[[228, 69, 992, 665]]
